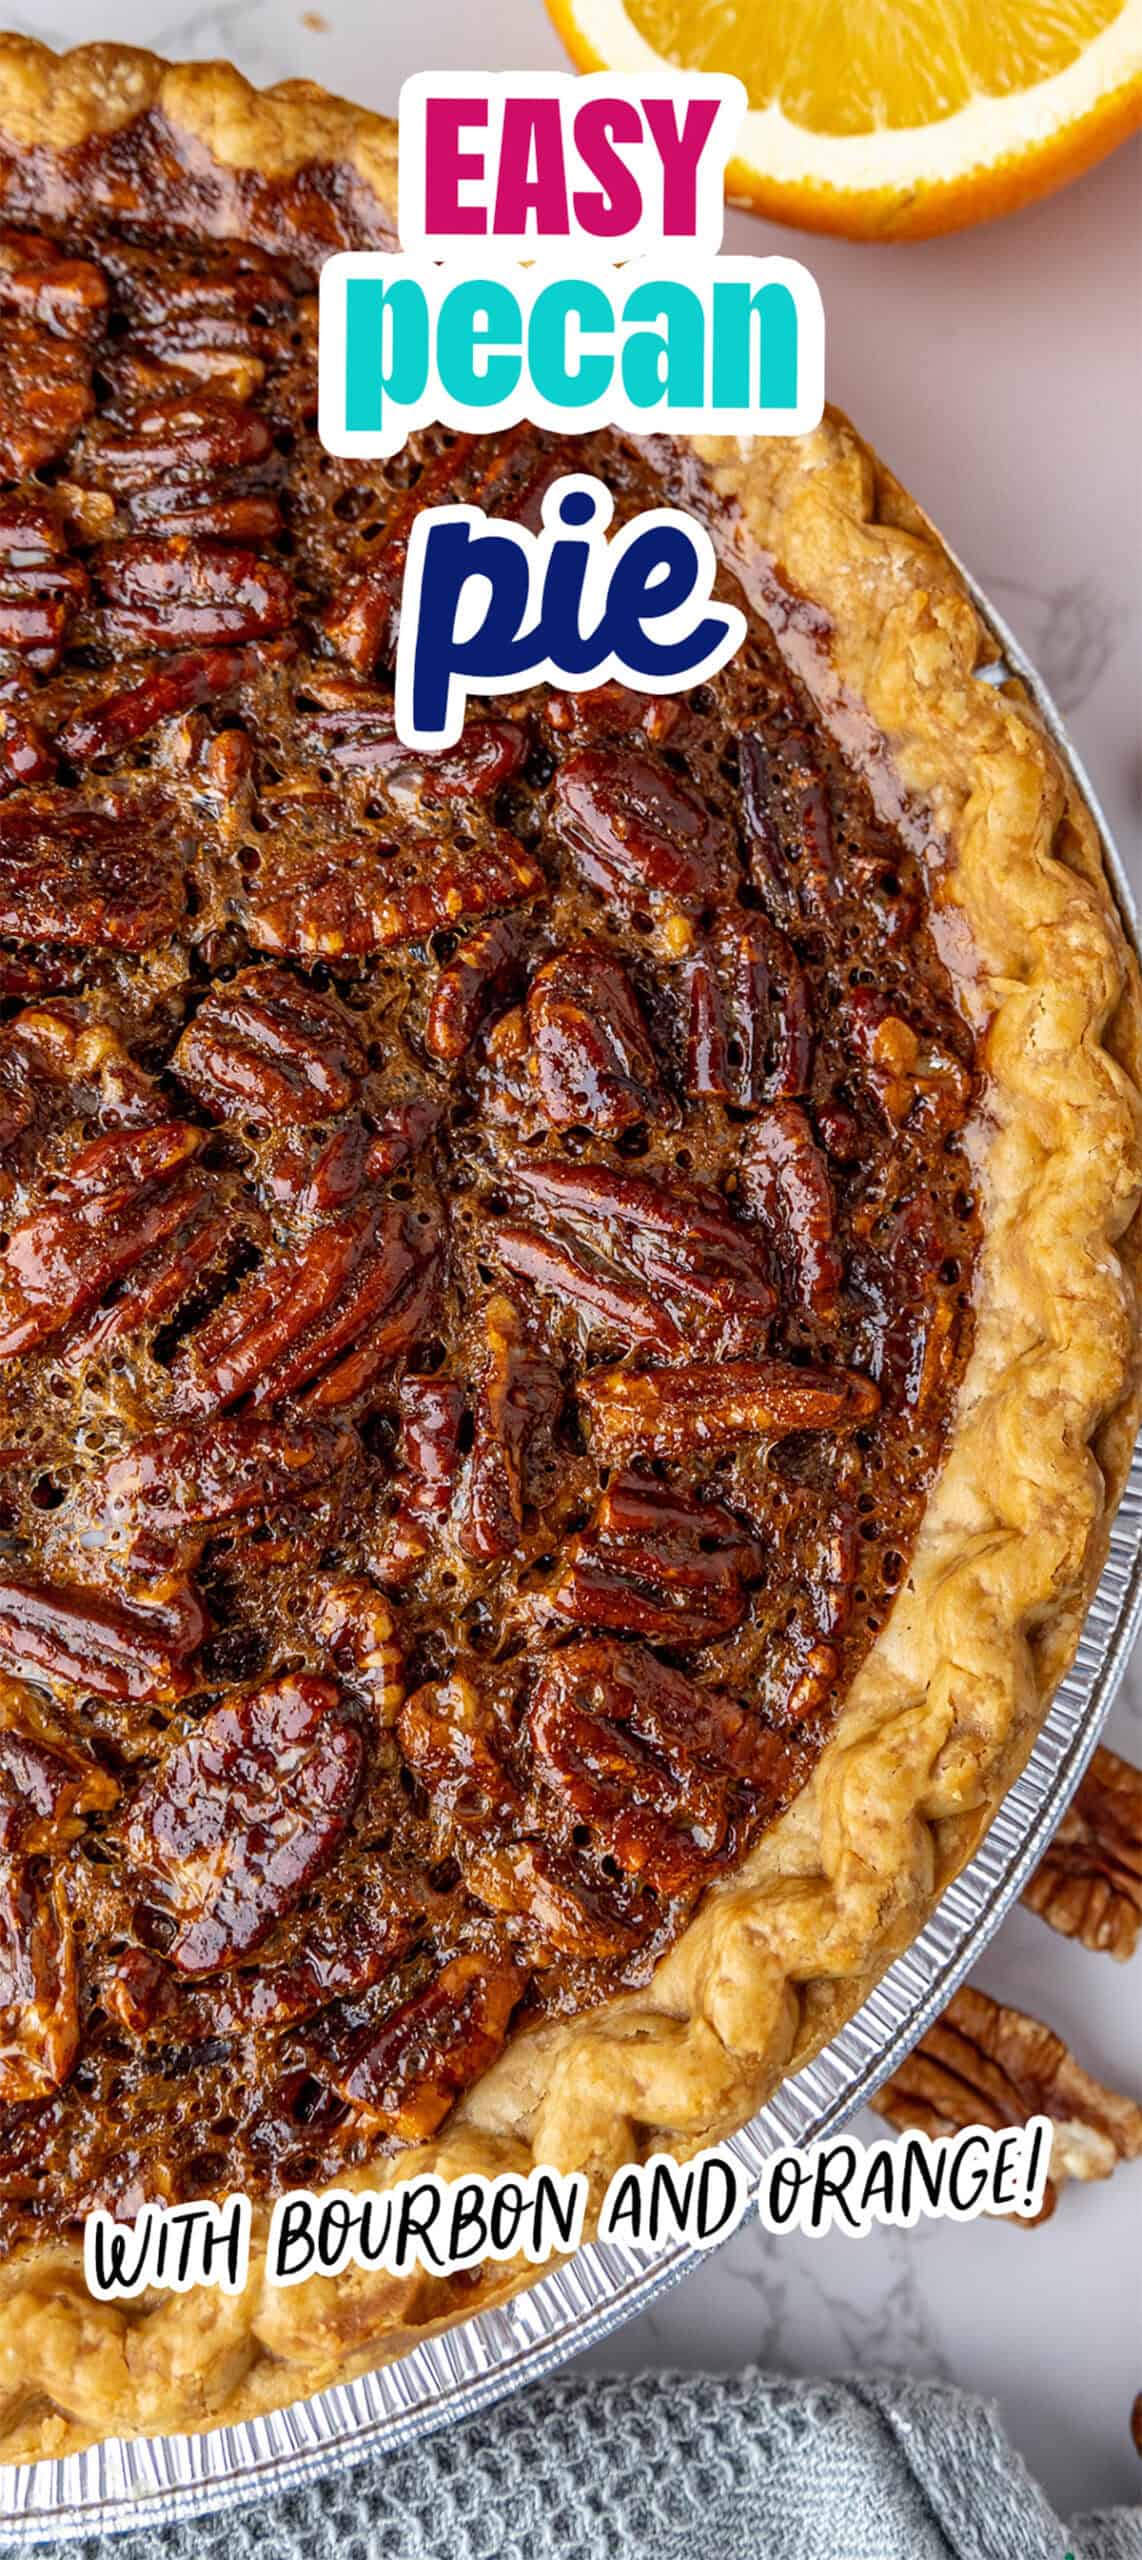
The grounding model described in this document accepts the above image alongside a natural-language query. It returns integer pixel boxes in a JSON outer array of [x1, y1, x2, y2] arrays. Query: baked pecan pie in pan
[[0, 38, 1139, 2463]]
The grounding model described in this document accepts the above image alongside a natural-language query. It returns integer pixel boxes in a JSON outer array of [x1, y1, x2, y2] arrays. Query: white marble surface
[[12, 0, 1142, 2515]]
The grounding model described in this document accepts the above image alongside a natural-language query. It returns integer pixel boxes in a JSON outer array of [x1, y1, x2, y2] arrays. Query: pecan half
[[739, 727, 835, 918], [0, 1120, 205, 1360], [555, 748, 734, 910], [373, 1375, 465, 1586], [132, 489, 283, 545], [296, 675, 528, 800], [529, 1638, 802, 1895], [749, 1510, 858, 1731], [110, 252, 296, 393], [101, 1897, 415, 2043], [76, 1415, 353, 1578], [398, 1668, 524, 1848], [425, 916, 527, 1062], [580, 1357, 878, 1458], [0, 229, 107, 340], [525, 946, 670, 1134], [174, 1200, 440, 1413], [96, 538, 293, 651], [248, 830, 546, 958], [0, 1688, 117, 1854], [740, 1104, 843, 1318], [0, 1863, 78, 2102], [0, 670, 55, 795], [496, 1223, 678, 1353], [313, 1578, 404, 1725], [365, 1095, 442, 1180], [400, 1376, 465, 1513], [329, 1951, 523, 2136], [872, 1983, 1142, 2222], [0, 794, 183, 951], [59, 646, 267, 766], [547, 684, 682, 744], [261, 1118, 373, 1221], [121, 1674, 364, 1976], [861, 1193, 965, 1419], [400, 720, 529, 800], [844, 989, 973, 1134], [464, 1838, 649, 1961], [0, 1005, 160, 1159], [174, 967, 367, 1126], [685, 915, 811, 1107], [1023, 1745, 1142, 1961], [0, 230, 105, 476], [548, 1472, 764, 1644], [459, 1295, 563, 1562], [498, 1159, 775, 1357], [61, 1212, 240, 1369], [0, 501, 88, 672], [0, 1579, 201, 1703], [86, 392, 273, 496], [324, 441, 479, 674]]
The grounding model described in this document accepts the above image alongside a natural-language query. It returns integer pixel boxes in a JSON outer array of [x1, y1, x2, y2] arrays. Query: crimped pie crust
[[0, 37, 1139, 2464]]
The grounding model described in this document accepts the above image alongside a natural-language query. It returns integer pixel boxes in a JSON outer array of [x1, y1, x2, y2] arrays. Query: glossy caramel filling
[[0, 210, 979, 2237]]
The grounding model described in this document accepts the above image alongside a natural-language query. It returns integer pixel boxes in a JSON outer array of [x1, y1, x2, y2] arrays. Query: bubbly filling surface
[[0, 205, 980, 2238]]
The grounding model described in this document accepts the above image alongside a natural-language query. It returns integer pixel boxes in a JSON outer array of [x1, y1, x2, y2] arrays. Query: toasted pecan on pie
[[0, 38, 1138, 2464]]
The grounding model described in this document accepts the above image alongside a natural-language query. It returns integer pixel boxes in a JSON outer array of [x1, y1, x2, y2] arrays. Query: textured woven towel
[[7, 2371, 1141, 2560], [9, 2370, 1140, 2560]]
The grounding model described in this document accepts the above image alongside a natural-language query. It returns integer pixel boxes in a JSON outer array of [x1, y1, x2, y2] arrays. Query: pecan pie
[[0, 38, 1139, 2463]]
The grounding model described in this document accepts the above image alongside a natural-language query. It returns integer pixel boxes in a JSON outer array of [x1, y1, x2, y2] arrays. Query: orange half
[[546, 0, 1142, 238]]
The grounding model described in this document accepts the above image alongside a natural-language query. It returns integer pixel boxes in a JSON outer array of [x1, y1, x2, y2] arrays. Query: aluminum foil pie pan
[[3, 571, 1140, 2541]]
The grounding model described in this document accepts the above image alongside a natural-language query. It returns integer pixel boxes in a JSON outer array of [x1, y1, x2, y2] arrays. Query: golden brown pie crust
[[0, 37, 1139, 2464]]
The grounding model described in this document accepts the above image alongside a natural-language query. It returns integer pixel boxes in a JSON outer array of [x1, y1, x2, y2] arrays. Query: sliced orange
[[546, 0, 1142, 237]]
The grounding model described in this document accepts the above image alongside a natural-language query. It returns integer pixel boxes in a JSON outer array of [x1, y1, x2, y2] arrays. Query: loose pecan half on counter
[[872, 1983, 1142, 2223], [1023, 1744, 1142, 1961]]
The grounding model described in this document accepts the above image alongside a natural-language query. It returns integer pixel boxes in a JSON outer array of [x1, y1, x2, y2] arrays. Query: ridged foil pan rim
[[3, 569, 1139, 2540]]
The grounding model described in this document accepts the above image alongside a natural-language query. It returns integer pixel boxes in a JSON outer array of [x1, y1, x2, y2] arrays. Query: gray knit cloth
[[8, 2371, 1140, 2560]]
